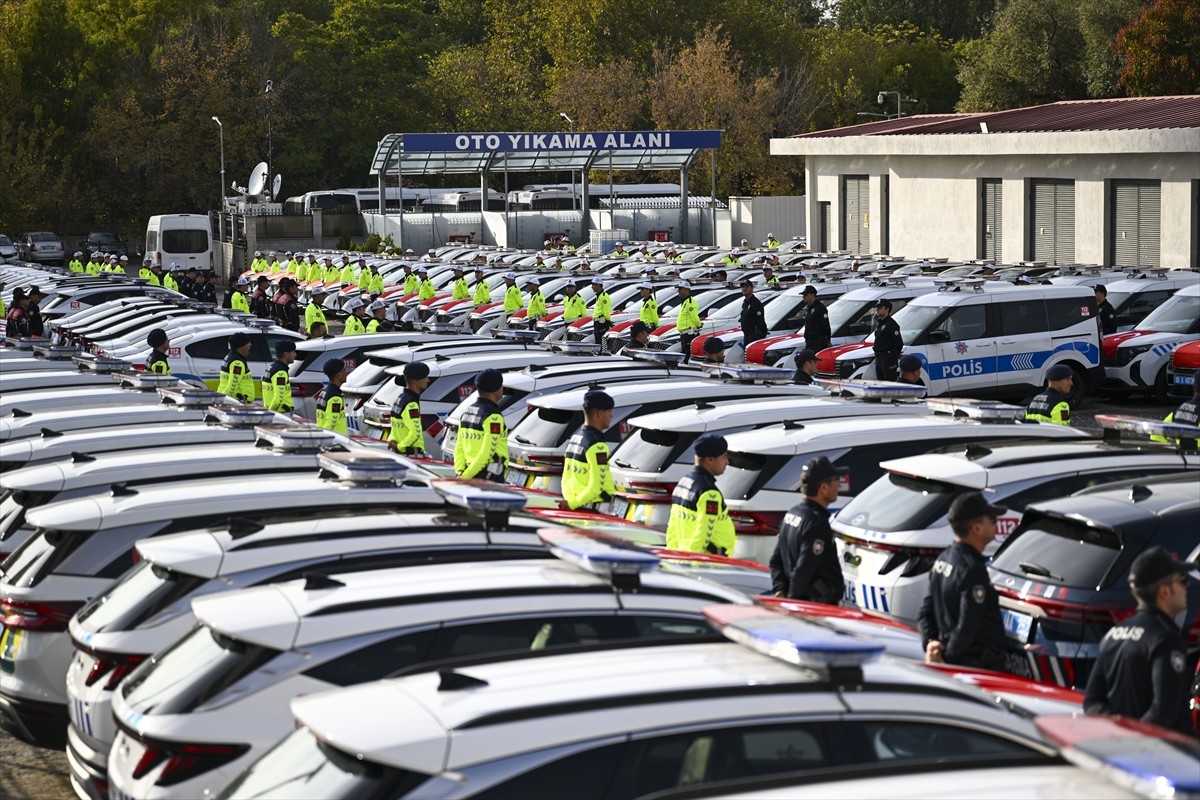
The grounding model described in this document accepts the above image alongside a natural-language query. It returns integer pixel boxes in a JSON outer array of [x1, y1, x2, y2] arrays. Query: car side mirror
[[927, 329, 951, 343]]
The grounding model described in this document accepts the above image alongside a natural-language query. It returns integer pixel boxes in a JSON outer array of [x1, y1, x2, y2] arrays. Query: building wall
[[727, 196, 807, 248]]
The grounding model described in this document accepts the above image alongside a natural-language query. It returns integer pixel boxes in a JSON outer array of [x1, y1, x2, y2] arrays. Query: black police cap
[[323, 358, 346, 378], [703, 337, 725, 354], [899, 354, 922, 373], [275, 340, 297, 357], [403, 362, 430, 381], [800, 456, 848, 489], [694, 434, 727, 458], [583, 389, 614, 410], [475, 368, 503, 393], [146, 328, 168, 348], [947, 492, 1006, 525], [1128, 545, 1186, 589], [228, 332, 251, 349], [794, 349, 817, 365], [1046, 364, 1073, 381]]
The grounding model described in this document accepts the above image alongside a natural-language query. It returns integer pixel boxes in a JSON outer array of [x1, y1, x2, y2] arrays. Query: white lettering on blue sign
[[411, 131, 712, 153]]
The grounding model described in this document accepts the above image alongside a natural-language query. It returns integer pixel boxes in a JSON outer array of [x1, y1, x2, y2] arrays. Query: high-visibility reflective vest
[[388, 389, 424, 454], [561, 426, 614, 509], [666, 466, 736, 556], [217, 352, 254, 402], [261, 360, 293, 412], [315, 384, 347, 434], [454, 398, 508, 482], [344, 314, 366, 335]]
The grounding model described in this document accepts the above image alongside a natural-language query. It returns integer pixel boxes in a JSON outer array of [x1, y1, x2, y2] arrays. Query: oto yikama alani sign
[[403, 131, 722, 152]]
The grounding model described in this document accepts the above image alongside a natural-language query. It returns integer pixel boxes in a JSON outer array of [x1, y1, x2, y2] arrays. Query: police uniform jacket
[[792, 369, 814, 385], [666, 466, 736, 556], [146, 351, 171, 375], [366, 317, 392, 333], [1097, 299, 1118, 335], [592, 291, 612, 322], [217, 351, 254, 402], [740, 294, 768, 343], [163, 274, 179, 293], [676, 297, 702, 333], [305, 302, 326, 334], [418, 279, 436, 301], [388, 388, 425, 454], [639, 296, 659, 328], [315, 382, 347, 435], [918, 541, 1006, 668], [1026, 386, 1070, 425], [803, 300, 831, 351], [274, 292, 300, 332], [1083, 605, 1192, 735], [473, 280, 491, 307], [177, 275, 196, 297], [562, 293, 586, 322], [769, 498, 844, 604], [527, 291, 547, 319], [503, 285, 524, 314], [194, 282, 217, 304], [454, 396, 508, 482], [261, 359, 292, 413], [873, 316, 903, 359], [452, 277, 470, 300], [231, 291, 250, 313], [250, 289, 272, 319], [403, 273, 420, 294], [561, 425, 615, 509], [344, 314, 366, 336]]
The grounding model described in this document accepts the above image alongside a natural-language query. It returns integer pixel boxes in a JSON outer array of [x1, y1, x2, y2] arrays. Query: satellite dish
[[272, 174, 282, 199], [247, 162, 268, 197]]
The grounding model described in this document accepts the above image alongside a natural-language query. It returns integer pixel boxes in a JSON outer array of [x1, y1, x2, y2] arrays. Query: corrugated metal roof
[[789, 96, 1200, 139]]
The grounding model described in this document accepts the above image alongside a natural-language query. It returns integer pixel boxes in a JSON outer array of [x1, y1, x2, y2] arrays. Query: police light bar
[[815, 378, 927, 400], [699, 363, 794, 383], [206, 404, 278, 427], [14, 336, 50, 351], [254, 424, 338, 452], [1096, 414, 1200, 446], [72, 354, 131, 373], [420, 321, 463, 334], [216, 309, 253, 322], [113, 371, 180, 391], [704, 604, 885, 670], [492, 328, 541, 343], [195, 302, 217, 313], [33, 344, 82, 360], [926, 398, 1025, 420], [629, 350, 687, 366], [317, 450, 409, 484], [1034, 715, 1200, 800], [868, 275, 908, 287], [547, 341, 604, 356], [243, 318, 275, 330], [432, 479, 528, 513], [934, 278, 987, 293], [157, 386, 225, 408], [538, 527, 661, 581]]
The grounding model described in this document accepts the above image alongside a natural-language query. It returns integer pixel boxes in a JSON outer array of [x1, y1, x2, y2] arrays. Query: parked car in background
[[17, 231, 65, 266], [0, 234, 19, 263], [80, 232, 130, 259]]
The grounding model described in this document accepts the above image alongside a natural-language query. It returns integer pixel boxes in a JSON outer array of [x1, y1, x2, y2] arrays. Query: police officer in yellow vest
[[230, 276, 251, 312], [217, 332, 255, 403], [315, 358, 348, 434], [402, 263, 420, 295], [666, 433, 736, 556], [762, 264, 780, 288], [561, 390, 616, 510], [69, 252, 84, 272], [85, 253, 102, 275], [472, 266, 491, 307], [637, 282, 658, 329], [501, 272, 523, 328], [145, 328, 171, 375], [676, 281, 702, 365], [1025, 363, 1074, 425], [261, 340, 296, 413], [526, 276, 547, 322], [416, 266, 436, 301], [388, 361, 431, 455], [163, 264, 181, 293], [590, 276, 612, 345], [365, 299, 391, 332], [766, 232, 781, 248], [305, 286, 328, 335], [339, 255, 356, 285], [454, 368, 508, 482], [561, 280, 586, 324], [343, 297, 367, 335], [451, 265, 470, 301]]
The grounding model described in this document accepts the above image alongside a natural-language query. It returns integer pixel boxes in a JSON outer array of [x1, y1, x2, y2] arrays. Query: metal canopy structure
[[368, 130, 722, 246]]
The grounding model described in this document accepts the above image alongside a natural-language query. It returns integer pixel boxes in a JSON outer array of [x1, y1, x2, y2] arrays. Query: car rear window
[[75, 562, 207, 633], [0, 522, 164, 587], [161, 229, 209, 254], [835, 473, 959, 532], [121, 624, 278, 715], [611, 428, 687, 474], [31, 233, 59, 243], [0, 490, 52, 544], [717, 452, 792, 501], [511, 407, 580, 449], [991, 516, 1123, 588]]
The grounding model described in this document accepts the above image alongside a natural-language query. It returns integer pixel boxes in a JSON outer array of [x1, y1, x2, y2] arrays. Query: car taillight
[[729, 510, 784, 535], [995, 587, 1137, 626], [83, 648, 146, 690], [123, 725, 249, 787], [0, 598, 84, 632], [131, 363, 146, 372]]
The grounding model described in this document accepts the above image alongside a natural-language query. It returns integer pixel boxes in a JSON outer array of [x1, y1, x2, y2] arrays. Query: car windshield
[[827, 298, 877, 335], [835, 472, 959, 532], [1134, 292, 1200, 335], [221, 728, 424, 799], [892, 304, 945, 344], [0, 235, 13, 246]]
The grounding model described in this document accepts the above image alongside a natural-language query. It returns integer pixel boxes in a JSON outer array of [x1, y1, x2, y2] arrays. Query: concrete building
[[771, 96, 1200, 268]]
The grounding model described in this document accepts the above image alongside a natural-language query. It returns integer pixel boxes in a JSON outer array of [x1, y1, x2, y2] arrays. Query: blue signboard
[[403, 130, 721, 153]]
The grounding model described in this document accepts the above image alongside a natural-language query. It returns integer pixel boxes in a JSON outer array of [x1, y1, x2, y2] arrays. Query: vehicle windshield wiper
[[1018, 560, 1063, 581]]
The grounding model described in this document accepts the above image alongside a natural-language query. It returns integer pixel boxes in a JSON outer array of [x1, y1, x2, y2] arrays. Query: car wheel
[[1153, 366, 1171, 405], [1066, 364, 1088, 407]]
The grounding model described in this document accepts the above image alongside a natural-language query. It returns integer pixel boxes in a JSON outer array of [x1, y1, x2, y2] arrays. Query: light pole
[[559, 112, 576, 210], [211, 116, 225, 275], [876, 91, 918, 120], [264, 81, 274, 191]]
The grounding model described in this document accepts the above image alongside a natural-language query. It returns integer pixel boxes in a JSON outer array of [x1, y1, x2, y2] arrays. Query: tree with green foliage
[[837, 0, 997, 41], [1115, 0, 1200, 96]]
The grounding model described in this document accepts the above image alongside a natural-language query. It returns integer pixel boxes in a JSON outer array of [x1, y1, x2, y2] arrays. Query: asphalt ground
[[0, 390, 1176, 799]]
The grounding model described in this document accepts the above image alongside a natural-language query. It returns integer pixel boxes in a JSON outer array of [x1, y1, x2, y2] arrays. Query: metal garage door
[[1111, 180, 1161, 268], [980, 179, 1002, 261], [818, 201, 831, 252], [842, 176, 869, 253], [1030, 179, 1075, 265]]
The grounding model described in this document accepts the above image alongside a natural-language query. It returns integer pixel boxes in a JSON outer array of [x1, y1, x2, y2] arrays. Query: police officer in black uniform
[[872, 298, 903, 381], [769, 456, 847, 604], [179, 267, 198, 298], [918, 492, 1007, 671], [739, 280, 768, 345], [145, 328, 171, 374], [622, 321, 651, 353], [1095, 284, 1118, 335], [801, 285, 831, 353], [1165, 370, 1199, 427], [194, 270, 217, 304], [897, 354, 925, 386], [1084, 547, 1193, 735], [792, 349, 818, 385], [701, 337, 725, 364]]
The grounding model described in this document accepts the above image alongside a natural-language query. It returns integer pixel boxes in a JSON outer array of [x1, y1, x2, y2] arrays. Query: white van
[[145, 214, 213, 271]]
